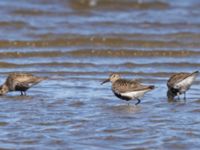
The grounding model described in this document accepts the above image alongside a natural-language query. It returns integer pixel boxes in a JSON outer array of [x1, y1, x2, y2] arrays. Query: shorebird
[[167, 71, 199, 100], [101, 73, 155, 105], [0, 73, 47, 96]]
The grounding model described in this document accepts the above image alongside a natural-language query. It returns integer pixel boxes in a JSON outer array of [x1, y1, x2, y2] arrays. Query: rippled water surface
[[0, 0, 200, 149]]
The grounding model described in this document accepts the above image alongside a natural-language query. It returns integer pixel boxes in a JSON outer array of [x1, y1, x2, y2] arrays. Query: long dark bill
[[101, 79, 110, 85]]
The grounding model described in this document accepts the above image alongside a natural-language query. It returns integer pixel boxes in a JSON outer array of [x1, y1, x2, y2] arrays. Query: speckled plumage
[[0, 73, 47, 96], [167, 71, 199, 99], [101, 73, 155, 105]]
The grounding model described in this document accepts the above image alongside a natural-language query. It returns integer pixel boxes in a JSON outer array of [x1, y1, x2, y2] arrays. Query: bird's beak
[[101, 79, 110, 85]]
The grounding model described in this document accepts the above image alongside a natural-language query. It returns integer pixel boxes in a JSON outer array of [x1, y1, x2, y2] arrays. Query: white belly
[[121, 89, 149, 99]]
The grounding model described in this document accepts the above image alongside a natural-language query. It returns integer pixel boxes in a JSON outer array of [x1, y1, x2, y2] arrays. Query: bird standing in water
[[0, 73, 47, 96], [167, 71, 199, 100], [101, 73, 155, 105]]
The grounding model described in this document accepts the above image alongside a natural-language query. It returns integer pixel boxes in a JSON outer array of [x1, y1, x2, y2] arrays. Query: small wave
[[0, 50, 177, 58], [68, 50, 200, 57], [0, 21, 28, 29], [0, 62, 95, 68], [69, 0, 169, 10], [12, 9, 55, 16], [0, 51, 64, 58], [1, 61, 199, 69]]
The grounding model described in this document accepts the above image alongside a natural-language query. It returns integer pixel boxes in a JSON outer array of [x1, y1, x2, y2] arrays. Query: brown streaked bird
[[0, 73, 47, 96], [167, 71, 199, 100], [101, 73, 155, 105]]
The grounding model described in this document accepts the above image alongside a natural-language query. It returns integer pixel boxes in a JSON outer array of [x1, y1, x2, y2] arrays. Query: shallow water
[[0, 0, 200, 149]]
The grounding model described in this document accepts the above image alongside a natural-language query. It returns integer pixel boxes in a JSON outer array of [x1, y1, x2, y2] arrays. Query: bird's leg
[[135, 98, 141, 105], [184, 92, 186, 100], [24, 91, 26, 96], [20, 91, 23, 96], [177, 92, 180, 100]]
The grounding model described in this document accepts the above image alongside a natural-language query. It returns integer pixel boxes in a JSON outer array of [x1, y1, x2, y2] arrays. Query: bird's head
[[101, 73, 121, 85], [0, 84, 8, 95]]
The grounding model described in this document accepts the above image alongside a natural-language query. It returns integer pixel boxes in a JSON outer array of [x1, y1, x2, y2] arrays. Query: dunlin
[[0, 73, 47, 96], [167, 71, 199, 100], [101, 73, 155, 105]]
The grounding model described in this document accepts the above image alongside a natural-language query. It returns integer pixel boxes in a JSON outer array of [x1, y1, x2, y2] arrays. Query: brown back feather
[[167, 72, 198, 88], [5, 73, 47, 90], [113, 79, 154, 93]]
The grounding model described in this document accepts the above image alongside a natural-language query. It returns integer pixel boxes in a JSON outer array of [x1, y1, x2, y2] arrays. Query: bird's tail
[[191, 71, 199, 77], [41, 76, 48, 80], [34, 76, 48, 84], [148, 85, 155, 90]]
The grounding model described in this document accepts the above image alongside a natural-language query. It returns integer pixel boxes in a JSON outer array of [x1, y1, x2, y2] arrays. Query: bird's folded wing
[[113, 79, 150, 93], [167, 73, 190, 88]]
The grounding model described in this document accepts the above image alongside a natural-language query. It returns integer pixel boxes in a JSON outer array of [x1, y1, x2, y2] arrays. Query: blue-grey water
[[0, 0, 200, 149]]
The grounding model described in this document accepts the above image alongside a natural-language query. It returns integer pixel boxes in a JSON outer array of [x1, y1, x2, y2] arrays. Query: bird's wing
[[167, 73, 192, 88], [5, 73, 45, 90], [113, 79, 152, 93], [6, 73, 34, 83]]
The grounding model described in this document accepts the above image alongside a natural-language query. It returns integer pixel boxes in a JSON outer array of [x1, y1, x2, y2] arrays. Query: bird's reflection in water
[[107, 103, 142, 114]]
